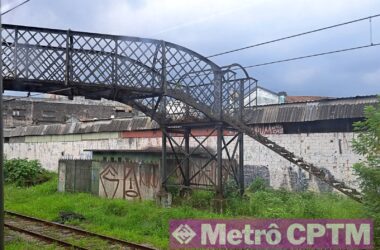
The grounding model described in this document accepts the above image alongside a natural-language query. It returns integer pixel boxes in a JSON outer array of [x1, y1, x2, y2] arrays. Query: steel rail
[[5, 210, 156, 250], [4, 223, 88, 249]]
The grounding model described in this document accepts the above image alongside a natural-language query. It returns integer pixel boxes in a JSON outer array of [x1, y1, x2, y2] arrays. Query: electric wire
[[206, 13, 380, 58], [242, 42, 380, 69], [162, 13, 380, 71], [1, 0, 31, 15]]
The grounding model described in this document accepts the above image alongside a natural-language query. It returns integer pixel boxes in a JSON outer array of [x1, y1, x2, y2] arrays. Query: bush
[[223, 179, 240, 198], [4, 158, 51, 187], [179, 190, 214, 209], [247, 177, 268, 192], [352, 99, 380, 246]]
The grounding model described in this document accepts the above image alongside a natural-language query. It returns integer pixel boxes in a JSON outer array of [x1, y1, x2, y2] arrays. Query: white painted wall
[[4, 132, 361, 192]]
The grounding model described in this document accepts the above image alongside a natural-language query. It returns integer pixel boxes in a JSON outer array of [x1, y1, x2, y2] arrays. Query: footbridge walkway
[[1, 24, 362, 201]]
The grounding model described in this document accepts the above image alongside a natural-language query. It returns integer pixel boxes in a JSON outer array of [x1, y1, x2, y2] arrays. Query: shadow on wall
[[244, 165, 271, 188]]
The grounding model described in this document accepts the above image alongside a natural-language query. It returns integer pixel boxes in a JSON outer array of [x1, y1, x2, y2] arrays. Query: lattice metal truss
[[1, 24, 362, 201], [160, 126, 244, 197]]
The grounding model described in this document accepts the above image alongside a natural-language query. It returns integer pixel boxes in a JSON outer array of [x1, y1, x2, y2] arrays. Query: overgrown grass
[[5, 176, 220, 249], [5, 229, 63, 250], [5, 176, 365, 249]]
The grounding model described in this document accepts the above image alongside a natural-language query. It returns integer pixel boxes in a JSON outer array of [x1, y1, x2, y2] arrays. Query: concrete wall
[[5, 136, 161, 171], [242, 132, 360, 191], [4, 131, 360, 192]]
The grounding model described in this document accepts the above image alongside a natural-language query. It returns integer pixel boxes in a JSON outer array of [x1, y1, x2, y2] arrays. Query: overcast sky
[[2, 0, 380, 97]]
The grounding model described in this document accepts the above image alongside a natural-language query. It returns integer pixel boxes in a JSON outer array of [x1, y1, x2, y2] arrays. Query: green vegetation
[[5, 176, 219, 249], [5, 177, 364, 249], [4, 159, 52, 187], [352, 98, 380, 245], [5, 236, 61, 250], [176, 179, 364, 218], [5, 228, 62, 250]]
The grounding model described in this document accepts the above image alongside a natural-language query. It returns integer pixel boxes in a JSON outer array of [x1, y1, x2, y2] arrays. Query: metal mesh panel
[[221, 70, 241, 120], [1, 24, 248, 125], [242, 78, 258, 108]]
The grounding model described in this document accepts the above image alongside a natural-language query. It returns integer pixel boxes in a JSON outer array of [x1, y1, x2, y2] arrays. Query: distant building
[[244, 86, 287, 106], [244, 86, 329, 106], [3, 89, 331, 128], [3, 95, 134, 128]]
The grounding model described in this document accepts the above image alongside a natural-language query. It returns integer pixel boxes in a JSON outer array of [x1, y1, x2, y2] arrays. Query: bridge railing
[[1, 24, 254, 125]]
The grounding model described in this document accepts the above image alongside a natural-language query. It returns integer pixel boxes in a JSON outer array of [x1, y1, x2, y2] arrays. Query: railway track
[[4, 210, 156, 250]]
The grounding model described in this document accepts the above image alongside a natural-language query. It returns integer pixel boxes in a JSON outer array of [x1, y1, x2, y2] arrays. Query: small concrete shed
[[58, 147, 226, 201]]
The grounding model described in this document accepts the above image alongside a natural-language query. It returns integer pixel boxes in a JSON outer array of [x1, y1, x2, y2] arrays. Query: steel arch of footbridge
[[1, 24, 362, 202]]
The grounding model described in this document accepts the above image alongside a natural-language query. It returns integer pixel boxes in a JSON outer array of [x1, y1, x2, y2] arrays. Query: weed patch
[[5, 176, 365, 249], [4, 158, 52, 187]]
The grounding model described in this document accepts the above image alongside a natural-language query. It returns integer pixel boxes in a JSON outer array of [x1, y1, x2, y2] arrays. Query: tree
[[352, 98, 380, 245]]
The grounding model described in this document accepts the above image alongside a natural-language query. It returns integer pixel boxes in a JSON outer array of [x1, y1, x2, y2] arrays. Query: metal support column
[[0, 7, 4, 250], [184, 127, 190, 187], [238, 132, 244, 195], [216, 125, 223, 198], [161, 127, 167, 191], [238, 79, 245, 195]]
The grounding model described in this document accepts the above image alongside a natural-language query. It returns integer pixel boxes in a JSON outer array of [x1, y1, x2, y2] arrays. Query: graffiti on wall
[[281, 166, 334, 193], [123, 164, 141, 198], [286, 166, 309, 192], [251, 124, 283, 134], [100, 165, 120, 198], [139, 164, 159, 188], [100, 163, 141, 199], [99, 162, 160, 200]]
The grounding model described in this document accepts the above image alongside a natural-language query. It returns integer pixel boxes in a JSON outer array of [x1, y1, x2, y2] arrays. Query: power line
[[175, 42, 380, 80], [163, 13, 380, 71], [1, 0, 31, 16], [242, 42, 380, 69], [207, 13, 380, 58]]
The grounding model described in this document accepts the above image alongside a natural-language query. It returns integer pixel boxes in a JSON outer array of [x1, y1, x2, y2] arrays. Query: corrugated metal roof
[[5, 117, 159, 137], [4, 95, 378, 137], [244, 95, 378, 124], [285, 96, 327, 103]]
